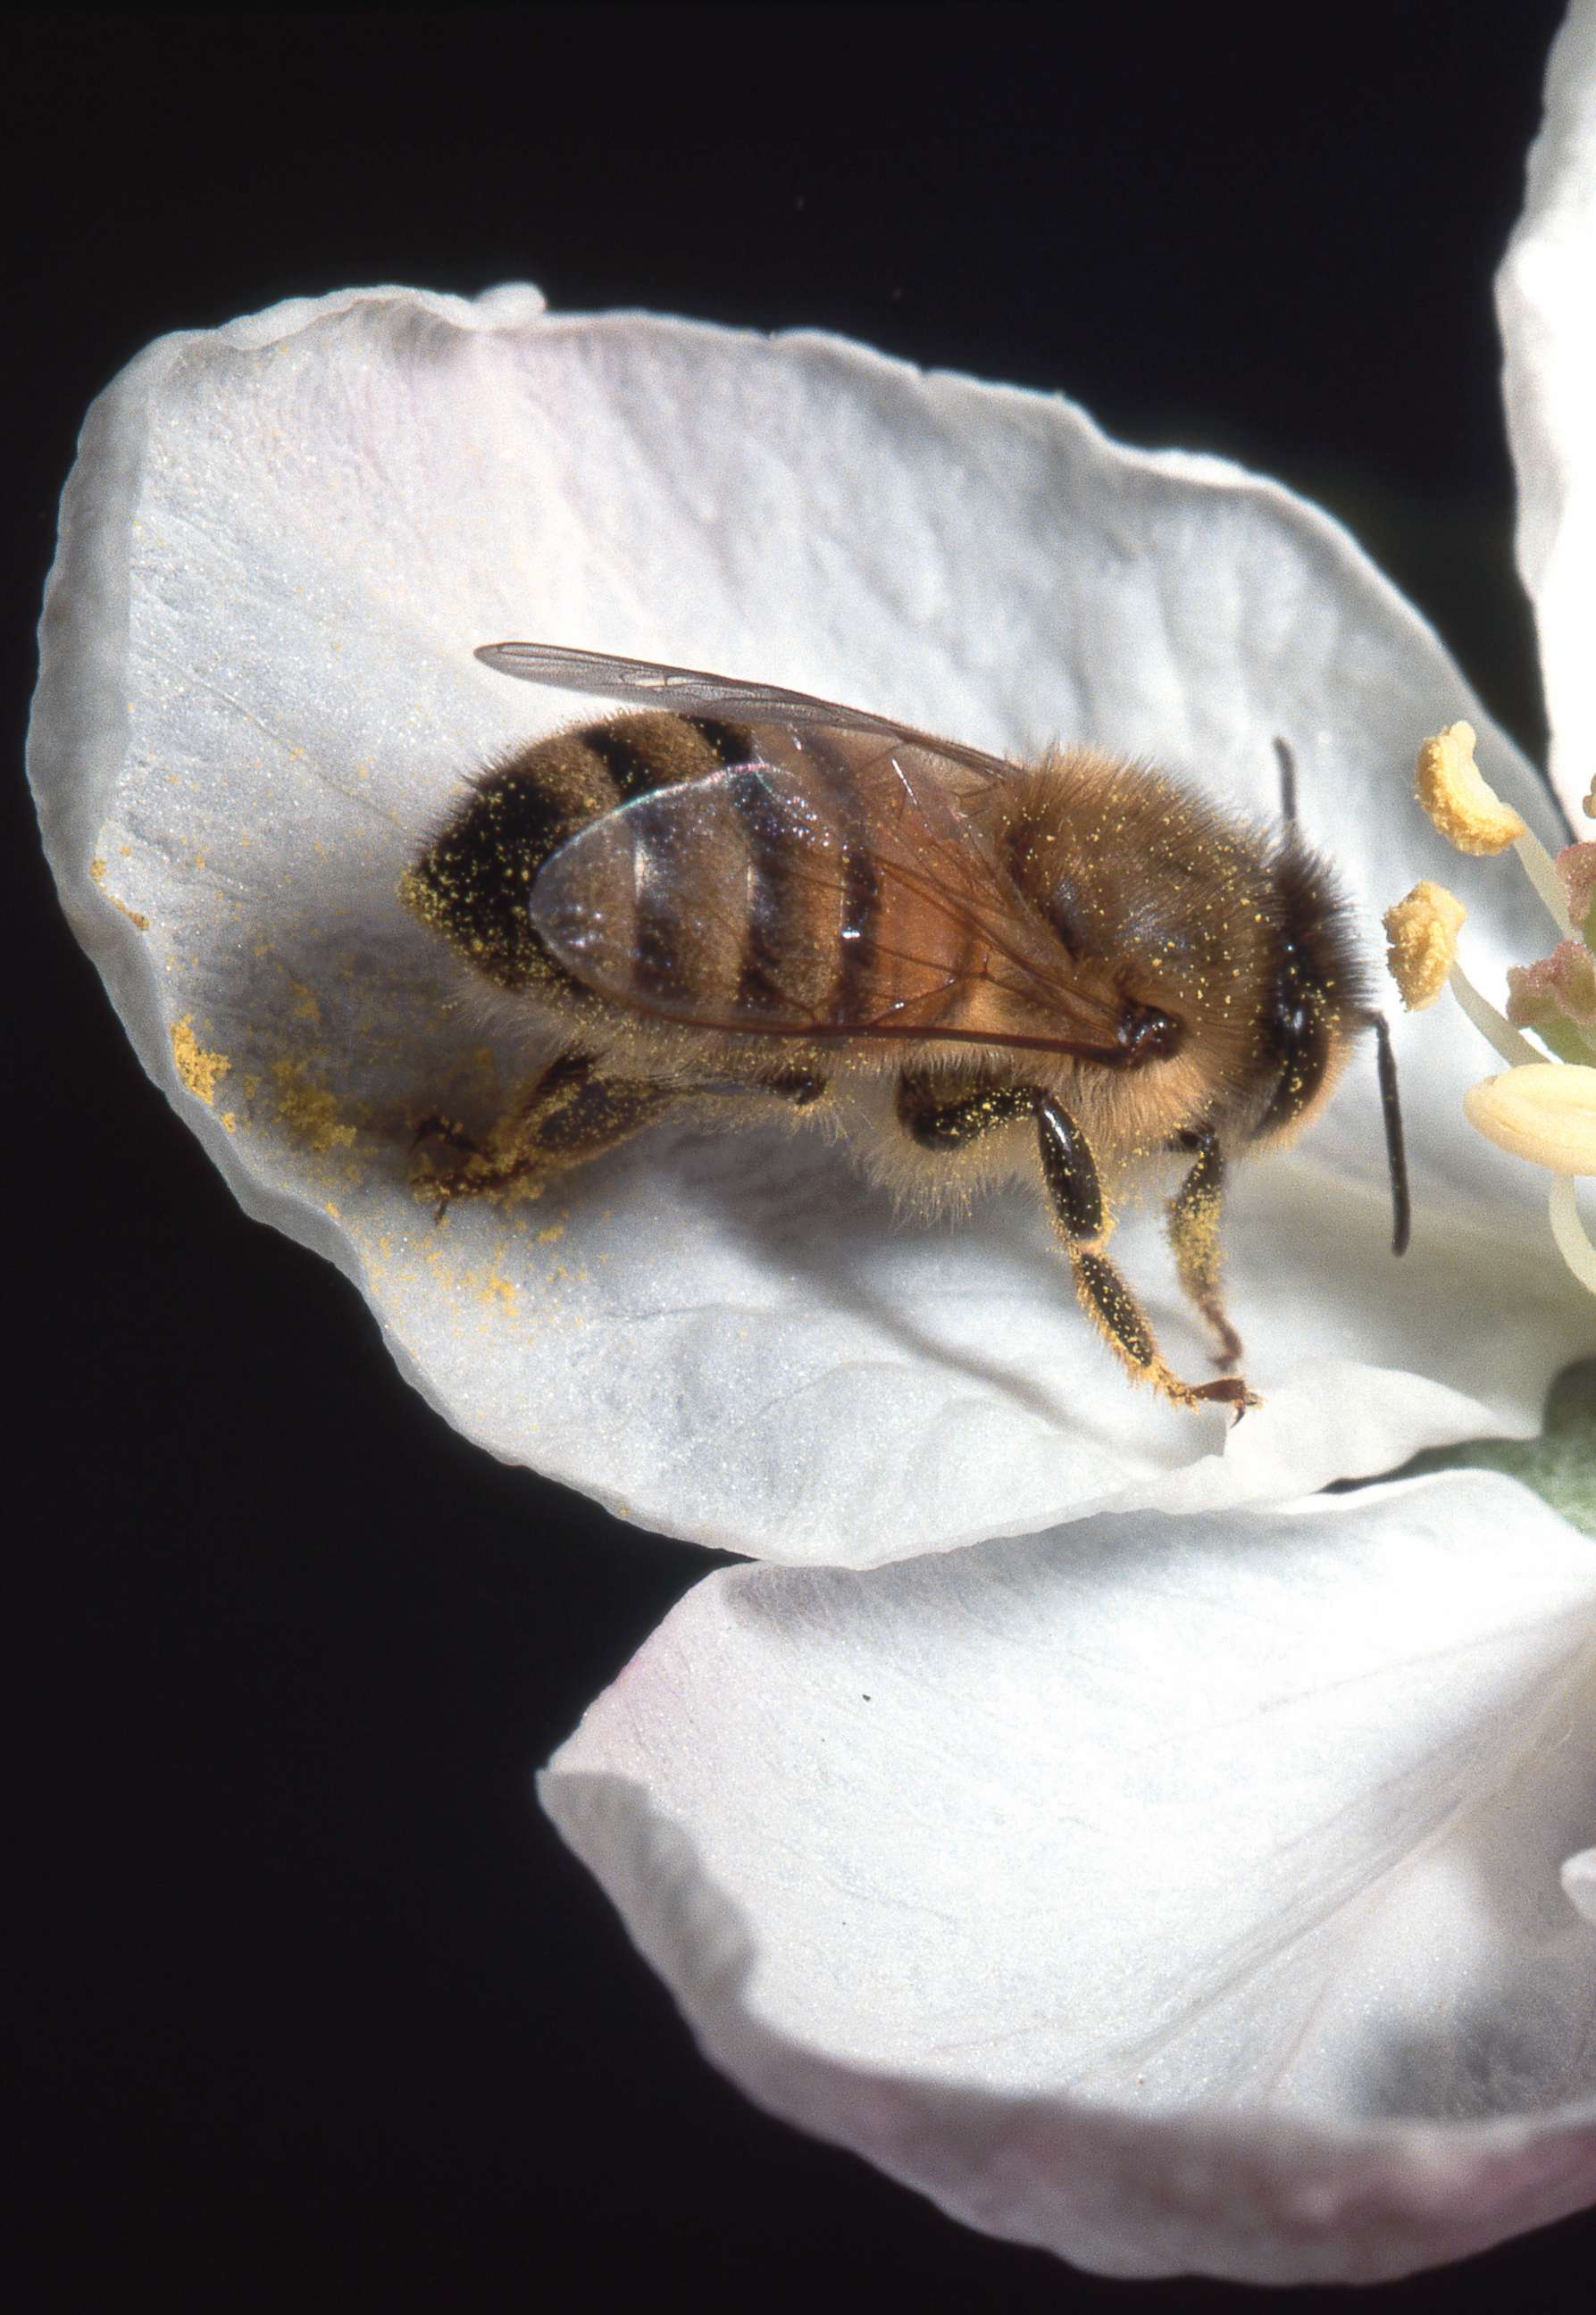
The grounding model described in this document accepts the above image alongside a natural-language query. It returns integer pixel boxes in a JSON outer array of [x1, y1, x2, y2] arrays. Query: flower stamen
[[1384, 879, 1543, 1065], [1446, 962, 1547, 1069], [1415, 722, 1573, 935], [1393, 728, 1596, 1300], [1383, 881, 1465, 1012], [1461, 1063, 1596, 1176], [1549, 1180, 1596, 1298]]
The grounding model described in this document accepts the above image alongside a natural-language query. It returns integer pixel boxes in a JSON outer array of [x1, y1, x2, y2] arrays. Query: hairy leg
[[1166, 1131, 1243, 1370], [412, 1051, 827, 1214], [896, 1073, 1254, 1416]]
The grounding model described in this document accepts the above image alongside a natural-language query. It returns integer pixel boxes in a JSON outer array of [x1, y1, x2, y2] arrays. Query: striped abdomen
[[400, 711, 755, 994], [527, 723, 896, 1032], [406, 711, 1138, 1058]]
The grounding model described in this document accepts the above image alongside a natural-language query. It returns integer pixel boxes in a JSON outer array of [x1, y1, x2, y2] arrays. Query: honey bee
[[400, 642, 1408, 1415]]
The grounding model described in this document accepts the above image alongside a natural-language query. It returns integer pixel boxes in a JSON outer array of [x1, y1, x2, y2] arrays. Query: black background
[[9, 6, 1592, 2309]]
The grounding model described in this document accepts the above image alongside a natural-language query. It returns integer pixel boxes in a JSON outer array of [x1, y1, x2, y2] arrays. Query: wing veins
[[475, 639, 1014, 787]]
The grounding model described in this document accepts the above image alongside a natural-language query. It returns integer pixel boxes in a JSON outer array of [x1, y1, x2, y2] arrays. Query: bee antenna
[[1359, 1008, 1410, 1256], [1273, 736, 1299, 829]]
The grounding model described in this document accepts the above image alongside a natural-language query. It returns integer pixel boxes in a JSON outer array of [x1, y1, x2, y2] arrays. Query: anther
[[1414, 723, 1526, 856], [1383, 881, 1466, 1012]]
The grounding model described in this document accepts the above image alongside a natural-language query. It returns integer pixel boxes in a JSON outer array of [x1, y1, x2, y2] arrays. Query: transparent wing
[[475, 639, 1013, 784], [529, 740, 1139, 1061]]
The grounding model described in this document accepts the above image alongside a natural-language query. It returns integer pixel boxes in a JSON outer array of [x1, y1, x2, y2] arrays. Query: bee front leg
[[411, 1051, 674, 1216], [895, 1074, 1253, 1415], [1032, 1099, 1255, 1417], [1166, 1131, 1244, 1371]]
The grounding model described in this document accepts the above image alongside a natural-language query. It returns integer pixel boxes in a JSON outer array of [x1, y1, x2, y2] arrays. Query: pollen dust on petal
[[171, 1015, 231, 1105], [90, 857, 151, 932], [271, 1058, 358, 1153]]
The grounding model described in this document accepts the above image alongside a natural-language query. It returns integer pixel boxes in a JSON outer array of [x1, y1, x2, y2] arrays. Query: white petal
[[29, 286, 1585, 1563], [1499, 0, 1596, 829], [543, 1473, 1596, 2284], [1565, 1848, 1596, 1926]]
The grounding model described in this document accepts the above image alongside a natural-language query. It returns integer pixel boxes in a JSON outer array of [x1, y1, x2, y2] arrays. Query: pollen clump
[[1383, 881, 1466, 1011], [171, 1015, 230, 1106], [90, 855, 151, 932], [1415, 723, 1527, 856], [1462, 1064, 1596, 1178], [272, 1058, 357, 1153]]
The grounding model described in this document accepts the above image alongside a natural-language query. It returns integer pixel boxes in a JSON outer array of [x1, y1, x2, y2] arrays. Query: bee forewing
[[529, 747, 1130, 1057], [474, 641, 1012, 784]]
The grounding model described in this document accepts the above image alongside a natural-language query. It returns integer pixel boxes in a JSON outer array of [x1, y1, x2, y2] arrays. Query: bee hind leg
[[412, 1053, 831, 1216], [411, 1051, 674, 1216], [1166, 1131, 1244, 1371]]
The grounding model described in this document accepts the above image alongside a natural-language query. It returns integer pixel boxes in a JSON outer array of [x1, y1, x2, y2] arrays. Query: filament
[[1512, 829, 1576, 940], [1447, 960, 1544, 1068], [1547, 1176, 1596, 1296]]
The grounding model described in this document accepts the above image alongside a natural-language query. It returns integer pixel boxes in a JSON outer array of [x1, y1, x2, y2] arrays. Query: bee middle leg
[[413, 1052, 828, 1214], [1166, 1131, 1244, 1371], [896, 1074, 1255, 1417]]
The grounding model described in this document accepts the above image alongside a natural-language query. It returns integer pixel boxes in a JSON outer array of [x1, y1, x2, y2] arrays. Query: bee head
[[1247, 837, 1408, 1255], [1246, 838, 1370, 1147]]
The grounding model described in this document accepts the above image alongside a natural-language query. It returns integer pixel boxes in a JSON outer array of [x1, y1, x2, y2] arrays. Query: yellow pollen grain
[[1462, 1063, 1596, 1177], [1415, 723, 1527, 855], [271, 1059, 357, 1152], [89, 855, 151, 931], [1383, 881, 1466, 1010], [171, 1015, 230, 1106]]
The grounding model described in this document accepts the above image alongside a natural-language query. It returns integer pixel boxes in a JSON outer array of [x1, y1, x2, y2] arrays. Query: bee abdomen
[[530, 733, 882, 1031], [399, 711, 749, 992], [733, 746, 879, 1023]]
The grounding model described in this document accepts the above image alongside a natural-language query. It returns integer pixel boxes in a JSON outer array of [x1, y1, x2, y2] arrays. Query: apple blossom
[[1384, 719, 1596, 1296], [542, 1467, 1596, 2286], [535, 10, 1596, 2283], [25, 283, 1589, 1567], [26, 4, 1596, 2292]]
